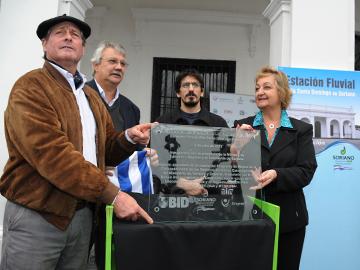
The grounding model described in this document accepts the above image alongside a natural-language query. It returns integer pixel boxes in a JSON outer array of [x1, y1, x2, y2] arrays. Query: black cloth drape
[[112, 218, 275, 270]]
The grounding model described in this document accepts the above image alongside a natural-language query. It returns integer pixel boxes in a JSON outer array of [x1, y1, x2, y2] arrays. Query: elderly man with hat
[[0, 14, 153, 269]]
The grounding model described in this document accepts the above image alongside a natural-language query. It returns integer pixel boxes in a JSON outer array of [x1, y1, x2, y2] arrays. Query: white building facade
[[288, 103, 357, 138]]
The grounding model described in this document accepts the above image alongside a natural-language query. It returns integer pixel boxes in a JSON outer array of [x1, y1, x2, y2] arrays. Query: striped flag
[[109, 150, 154, 194]]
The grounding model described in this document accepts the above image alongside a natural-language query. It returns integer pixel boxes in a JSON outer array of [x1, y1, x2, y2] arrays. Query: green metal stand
[[105, 205, 114, 270], [251, 197, 280, 270]]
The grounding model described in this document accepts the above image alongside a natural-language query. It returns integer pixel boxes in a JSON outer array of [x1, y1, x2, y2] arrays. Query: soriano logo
[[333, 145, 355, 164]]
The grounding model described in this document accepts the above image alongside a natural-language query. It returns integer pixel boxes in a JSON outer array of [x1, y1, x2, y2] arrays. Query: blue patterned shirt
[[252, 110, 293, 146]]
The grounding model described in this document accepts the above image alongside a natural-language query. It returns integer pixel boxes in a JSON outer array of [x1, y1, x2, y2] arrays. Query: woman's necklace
[[264, 114, 280, 130], [265, 120, 278, 129]]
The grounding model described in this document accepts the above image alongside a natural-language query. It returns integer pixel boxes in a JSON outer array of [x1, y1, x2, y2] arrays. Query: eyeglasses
[[101, 58, 129, 68], [181, 82, 201, 89]]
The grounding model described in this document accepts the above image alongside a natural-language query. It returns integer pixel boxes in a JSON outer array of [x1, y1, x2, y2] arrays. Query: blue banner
[[279, 67, 360, 270]]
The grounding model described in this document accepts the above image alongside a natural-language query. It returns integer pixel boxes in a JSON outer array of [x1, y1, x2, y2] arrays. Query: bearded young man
[[156, 69, 227, 127]]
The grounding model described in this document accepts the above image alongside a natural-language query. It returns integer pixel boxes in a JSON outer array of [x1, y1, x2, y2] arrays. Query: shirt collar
[[253, 110, 293, 128], [48, 62, 86, 92], [94, 79, 120, 106]]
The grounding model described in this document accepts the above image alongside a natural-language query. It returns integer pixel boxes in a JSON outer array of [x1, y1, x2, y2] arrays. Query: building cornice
[[263, 0, 291, 26]]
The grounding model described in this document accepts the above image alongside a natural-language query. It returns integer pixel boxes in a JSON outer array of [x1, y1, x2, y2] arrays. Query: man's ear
[[41, 38, 47, 53], [200, 88, 205, 97], [92, 62, 99, 74]]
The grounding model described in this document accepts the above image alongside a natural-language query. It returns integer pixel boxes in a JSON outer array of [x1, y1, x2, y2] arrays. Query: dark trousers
[[278, 227, 306, 270]]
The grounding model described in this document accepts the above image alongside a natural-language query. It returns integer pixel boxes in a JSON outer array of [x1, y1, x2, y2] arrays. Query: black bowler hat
[[36, 14, 91, 40]]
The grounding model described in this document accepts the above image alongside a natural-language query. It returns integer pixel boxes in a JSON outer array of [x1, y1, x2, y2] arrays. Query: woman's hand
[[250, 168, 277, 190], [237, 123, 254, 131], [231, 124, 256, 158]]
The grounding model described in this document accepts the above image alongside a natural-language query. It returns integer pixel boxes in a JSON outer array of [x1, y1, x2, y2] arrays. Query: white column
[[311, 116, 315, 136], [326, 118, 331, 138], [264, 0, 355, 70], [340, 120, 344, 138], [263, 0, 292, 67]]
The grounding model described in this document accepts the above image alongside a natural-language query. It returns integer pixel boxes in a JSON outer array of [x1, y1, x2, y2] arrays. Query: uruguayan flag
[[109, 150, 154, 194]]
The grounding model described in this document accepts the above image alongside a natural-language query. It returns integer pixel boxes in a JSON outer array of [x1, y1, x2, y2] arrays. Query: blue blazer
[[234, 116, 317, 233]]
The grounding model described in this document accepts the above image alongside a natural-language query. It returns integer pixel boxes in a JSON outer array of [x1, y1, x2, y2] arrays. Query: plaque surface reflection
[[148, 124, 262, 222]]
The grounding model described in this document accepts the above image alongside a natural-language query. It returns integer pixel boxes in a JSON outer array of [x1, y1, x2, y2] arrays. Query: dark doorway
[[315, 121, 321, 138]]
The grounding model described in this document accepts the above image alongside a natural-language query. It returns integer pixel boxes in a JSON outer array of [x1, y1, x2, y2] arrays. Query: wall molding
[[131, 8, 265, 27], [131, 8, 266, 57], [263, 0, 291, 26]]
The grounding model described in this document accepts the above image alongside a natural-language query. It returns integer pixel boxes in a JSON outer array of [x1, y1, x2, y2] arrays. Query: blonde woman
[[234, 66, 317, 270]]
